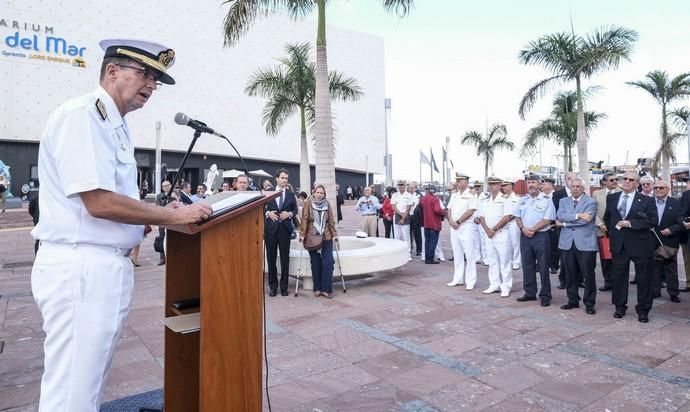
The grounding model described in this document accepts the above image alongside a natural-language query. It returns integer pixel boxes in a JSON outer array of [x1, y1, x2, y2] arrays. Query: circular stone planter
[[286, 236, 409, 291]]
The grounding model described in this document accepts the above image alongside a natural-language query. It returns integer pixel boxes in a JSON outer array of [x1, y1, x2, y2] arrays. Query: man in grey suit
[[593, 172, 621, 291], [556, 177, 599, 314]]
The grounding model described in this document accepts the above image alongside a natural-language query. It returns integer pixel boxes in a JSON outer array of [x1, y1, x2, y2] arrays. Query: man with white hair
[[639, 175, 654, 197]]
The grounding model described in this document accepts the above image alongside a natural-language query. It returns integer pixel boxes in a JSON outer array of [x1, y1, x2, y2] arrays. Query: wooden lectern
[[162, 192, 278, 412]]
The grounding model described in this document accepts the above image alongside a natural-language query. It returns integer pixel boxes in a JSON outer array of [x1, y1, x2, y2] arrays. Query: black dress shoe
[[560, 303, 579, 310], [449, 257, 454, 261], [550, 268, 559, 274], [598, 286, 612, 292], [638, 314, 649, 323], [281, 290, 289, 296], [269, 290, 277, 297], [586, 307, 596, 315], [541, 300, 551, 307], [557, 283, 566, 290], [679, 287, 690, 293], [660, 282, 667, 288], [578, 282, 585, 289], [425, 260, 440, 264], [630, 280, 637, 285], [613, 309, 625, 319], [653, 292, 661, 299], [671, 296, 681, 303], [516, 295, 537, 302]]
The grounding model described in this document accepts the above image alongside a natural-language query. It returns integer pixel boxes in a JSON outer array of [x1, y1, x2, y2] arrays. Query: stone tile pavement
[[1, 204, 690, 411]]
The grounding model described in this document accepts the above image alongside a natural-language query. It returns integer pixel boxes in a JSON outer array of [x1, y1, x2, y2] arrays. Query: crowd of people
[[346, 170, 690, 324]]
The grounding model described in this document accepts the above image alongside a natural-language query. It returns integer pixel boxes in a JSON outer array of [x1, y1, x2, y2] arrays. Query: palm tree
[[520, 90, 606, 172], [222, 0, 414, 206], [461, 124, 515, 190], [518, 26, 638, 189], [246, 42, 362, 192], [627, 71, 690, 181]]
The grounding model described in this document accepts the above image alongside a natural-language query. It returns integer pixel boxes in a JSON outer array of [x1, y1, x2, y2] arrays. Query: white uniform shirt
[[447, 188, 479, 224], [408, 191, 421, 214], [32, 87, 143, 248], [479, 193, 512, 228], [391, 191, 414, 216]]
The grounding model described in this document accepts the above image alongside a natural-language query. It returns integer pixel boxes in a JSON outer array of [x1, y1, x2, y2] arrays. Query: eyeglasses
[[115, 64, 162, 87], [622, 178, 636, 182], [654, 186, 668, 190], [641, 182, 652, 185], [607, 179, 618, 182]]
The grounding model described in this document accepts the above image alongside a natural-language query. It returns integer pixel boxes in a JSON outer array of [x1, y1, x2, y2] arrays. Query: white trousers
[[485, 230, 513, 292], [449, 225, 477, 286], [508, 220, 521, 267], [394, 223, 411, 257], [32, 243, 134, 412]]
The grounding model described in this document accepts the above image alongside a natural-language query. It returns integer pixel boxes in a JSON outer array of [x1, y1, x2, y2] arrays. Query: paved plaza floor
[[1, 204, 690, 411]]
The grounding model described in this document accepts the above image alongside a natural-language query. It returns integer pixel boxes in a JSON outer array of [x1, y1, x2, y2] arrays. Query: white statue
[[204, 164, 220, 195]]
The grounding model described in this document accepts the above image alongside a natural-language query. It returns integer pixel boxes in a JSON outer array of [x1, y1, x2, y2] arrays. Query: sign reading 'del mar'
[[0, 18, 88, 68]]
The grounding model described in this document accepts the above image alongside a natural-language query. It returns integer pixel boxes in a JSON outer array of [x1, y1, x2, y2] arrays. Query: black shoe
[[541, 300, 551, 307], [416, 252, 422, 256], [653, 292, 661, 299], [516, 295, 537, 302], [449, 257, 454, 261], [557, 283, 565, 289], [671, 296, 681, 303], [269, 290, 277, 297], [630, 280, 637, 285], [550, 268, 559, 274], [661, 282, 667, 288], [679, 287, 690, 293], [613, 309, 626, 319], [598, 286, 612, 292], [638, 314, 649, 323], [281, 290, 289, 296], [578, 282, 585, 289], [425, 260, 440, 264], [586, 307, 596, 315], [560, 303, 579, 310]]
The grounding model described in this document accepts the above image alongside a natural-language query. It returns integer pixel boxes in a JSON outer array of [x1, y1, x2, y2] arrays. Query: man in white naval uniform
[[502, 180, 522, 270], [31, 39, 212, 411], [472, 180, 489, 265], [392, 179, 414, 261], [475, 177, 514, 297], [446, 173, 479, 289]]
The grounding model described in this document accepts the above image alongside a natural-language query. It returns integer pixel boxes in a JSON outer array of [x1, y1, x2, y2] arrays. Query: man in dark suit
[[604, 171, 658, 322], [652, 180, 682, 302], [178, 182, 194, 205], [678, 178, 690, 292], [556, 177, 599, 314], [265, 168, 298, 296]]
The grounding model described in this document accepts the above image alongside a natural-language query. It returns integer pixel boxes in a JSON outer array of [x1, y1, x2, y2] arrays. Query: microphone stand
[[165, 130, 202, 201]]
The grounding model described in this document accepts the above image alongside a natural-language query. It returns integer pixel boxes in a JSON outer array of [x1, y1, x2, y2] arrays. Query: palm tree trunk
[[575, 75, 589, 190], [661, 105, 671, 182], [562, 142, 568, 172], [299, 107, 310, 192], [484, 157, 489, 192], [314, 0, 337, 207]]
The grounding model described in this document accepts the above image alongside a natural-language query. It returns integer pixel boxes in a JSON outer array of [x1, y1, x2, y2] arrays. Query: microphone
[[174, 112, 219, 136]]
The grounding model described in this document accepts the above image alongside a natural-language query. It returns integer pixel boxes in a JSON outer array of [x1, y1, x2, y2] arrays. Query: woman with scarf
[[299, 184, 338, 298]]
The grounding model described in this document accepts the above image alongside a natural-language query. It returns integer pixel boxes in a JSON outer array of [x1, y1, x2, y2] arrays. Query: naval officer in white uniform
[[446, 173, 479, 288], [31, 39, 212, 411]]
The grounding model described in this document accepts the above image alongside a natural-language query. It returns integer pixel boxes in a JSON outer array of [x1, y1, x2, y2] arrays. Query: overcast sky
[[321, 0, 690, 182]]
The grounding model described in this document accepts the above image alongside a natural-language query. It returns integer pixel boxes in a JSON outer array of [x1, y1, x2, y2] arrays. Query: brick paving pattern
[[1, 203, 690, 411]]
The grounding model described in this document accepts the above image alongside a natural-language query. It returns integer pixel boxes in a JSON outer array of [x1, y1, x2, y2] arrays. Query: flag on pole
[[430, 148, 440, 173], [420, 150, 431, 166], [450, 159, 454, 169], [442, 146, 447, 162]]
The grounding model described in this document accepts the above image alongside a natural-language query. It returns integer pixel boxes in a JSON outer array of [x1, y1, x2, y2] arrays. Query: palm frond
[[245, 66, 290, 98], [381, 0, 414, 17], [518, 75, 566, 119], [670, 107, 690, 130], [221, 0, 263, 47], [328, 71, 363, 101], [262, 94, 297, 136], [579, 25, 638, 77], [518, 32, 577, 74]]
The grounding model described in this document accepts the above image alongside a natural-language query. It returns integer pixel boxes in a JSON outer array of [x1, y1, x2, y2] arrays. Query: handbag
[[303, 231, 323, 251], [597, 235, 612, 260], [153, 235, 165, 253], [650, 228, 678, 260]]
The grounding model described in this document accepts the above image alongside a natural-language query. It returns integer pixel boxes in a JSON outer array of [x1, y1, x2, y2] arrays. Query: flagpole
[[429, 147, 433, 183], [419, 151, 422, 186]]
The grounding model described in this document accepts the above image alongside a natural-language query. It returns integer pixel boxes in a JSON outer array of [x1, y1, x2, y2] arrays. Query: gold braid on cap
[[116, 48, 168, 72]]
